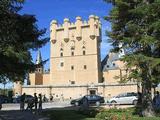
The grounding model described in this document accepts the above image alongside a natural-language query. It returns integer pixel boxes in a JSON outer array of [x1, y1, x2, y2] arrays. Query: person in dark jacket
[[34, 93, 38, 110], [20, 93, 25, 110], [38, 94, 42, 111]]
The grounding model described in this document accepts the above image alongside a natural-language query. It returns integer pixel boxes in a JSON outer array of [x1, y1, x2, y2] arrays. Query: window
[[60, 62, 64, 67], [83, 50, 86, 55], [60, 52, 63, 57], [84, 65, 87, 69], [71, 51, 74, 56], [71, 66, 74, 70], [71, 81, 75, 84]]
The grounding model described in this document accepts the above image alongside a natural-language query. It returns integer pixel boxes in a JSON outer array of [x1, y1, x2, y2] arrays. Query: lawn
[[42, 107, 160, 120]]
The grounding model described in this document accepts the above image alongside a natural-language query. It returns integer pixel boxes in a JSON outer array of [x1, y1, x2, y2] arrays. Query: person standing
[[153, 91, 160, 110], [0, 97, 2, 110], [38, 94, 42, 111], [43, 94, 47, 102], [49, 94, 53, 102], [81, 96, 89, 111], [34, 93, 38, 111], [20, 93, 26, 110]]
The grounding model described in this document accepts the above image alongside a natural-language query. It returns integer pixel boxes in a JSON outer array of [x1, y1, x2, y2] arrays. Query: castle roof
[[36, 50, 42, 65]]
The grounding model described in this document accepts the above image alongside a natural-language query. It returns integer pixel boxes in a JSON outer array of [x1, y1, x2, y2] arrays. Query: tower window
[[71, 65, 74, 70], [60, 62, 64, 67], [71, 51, 74, 56], [60, 52, 63, 57], [83, 50, 86, 55], [71, 81, 75, 84], [84, 65, 87, 69]]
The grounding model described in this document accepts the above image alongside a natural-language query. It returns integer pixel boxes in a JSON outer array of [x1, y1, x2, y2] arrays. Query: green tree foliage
[[105, 0, 160, 116], [0, 0, 49, 82]]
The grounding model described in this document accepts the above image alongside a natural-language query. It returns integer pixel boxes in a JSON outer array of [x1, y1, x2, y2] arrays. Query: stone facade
[[13, 15, 137, 100]]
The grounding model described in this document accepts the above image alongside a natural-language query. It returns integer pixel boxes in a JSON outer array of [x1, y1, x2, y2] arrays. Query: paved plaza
[[0, 101, 71, 120]]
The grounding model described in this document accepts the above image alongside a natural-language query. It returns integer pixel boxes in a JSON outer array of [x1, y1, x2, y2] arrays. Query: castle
[[14, 15, 137, 100]]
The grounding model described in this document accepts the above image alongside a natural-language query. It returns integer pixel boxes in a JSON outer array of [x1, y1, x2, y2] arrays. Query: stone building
[[14, 15, 137, 100]]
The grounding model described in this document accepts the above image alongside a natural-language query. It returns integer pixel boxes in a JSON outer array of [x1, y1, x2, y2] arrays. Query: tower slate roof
[[36, 50, 42, 65]]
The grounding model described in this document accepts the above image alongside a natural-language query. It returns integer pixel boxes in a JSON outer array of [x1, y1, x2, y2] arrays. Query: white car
[[108, 92, 138, 105]]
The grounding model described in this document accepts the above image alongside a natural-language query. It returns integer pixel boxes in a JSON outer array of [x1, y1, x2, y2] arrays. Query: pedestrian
[[20, 93, 25, 110], [49, 94, 53, 102], [43, 94, 46, 102], [153, 91, 160, 110], [34, 93, 38, 111], [38, 94, 42, 111], [0, 97, 2, 110], [26, 99, 34, 111], [80, 96, 89, 112]]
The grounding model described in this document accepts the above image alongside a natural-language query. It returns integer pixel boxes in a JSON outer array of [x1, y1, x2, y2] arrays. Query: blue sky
[[1, 0, 112, 88]]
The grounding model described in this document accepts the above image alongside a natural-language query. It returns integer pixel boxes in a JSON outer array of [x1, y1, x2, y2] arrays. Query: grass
[[42, 107, 160, 120]]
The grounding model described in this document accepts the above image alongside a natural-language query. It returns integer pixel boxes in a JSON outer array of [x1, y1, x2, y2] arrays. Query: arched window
[[60, 52, 63, 57], [84, 65, 87, 69], [83, 50, 86, 55], [71, 51, 74, 56], [71, 65, 74, 70]]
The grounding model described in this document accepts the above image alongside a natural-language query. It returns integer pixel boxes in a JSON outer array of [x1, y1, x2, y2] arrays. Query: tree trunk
[[141, 67, 155, 117]]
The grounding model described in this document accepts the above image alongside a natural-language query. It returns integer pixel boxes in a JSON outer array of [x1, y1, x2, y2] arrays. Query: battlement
[[50, 15, 101, 29], [50, 15, 101, 43]]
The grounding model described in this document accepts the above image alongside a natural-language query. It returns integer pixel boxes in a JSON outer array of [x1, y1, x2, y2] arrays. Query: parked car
[[13, 95, 34, 103], [108, 92, 138, 105], [70, 95, 105, 106], [0, 95, 9, 103]]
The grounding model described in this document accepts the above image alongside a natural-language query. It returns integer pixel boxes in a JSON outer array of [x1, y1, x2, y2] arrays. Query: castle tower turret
[[35, 50, 43, 73]]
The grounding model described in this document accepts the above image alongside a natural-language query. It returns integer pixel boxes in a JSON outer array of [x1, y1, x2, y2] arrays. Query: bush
[[95, 108, 133, 120]]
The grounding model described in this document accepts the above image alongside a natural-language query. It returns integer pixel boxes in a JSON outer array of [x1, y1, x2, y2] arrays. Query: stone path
[[0, 110, 49, 120]]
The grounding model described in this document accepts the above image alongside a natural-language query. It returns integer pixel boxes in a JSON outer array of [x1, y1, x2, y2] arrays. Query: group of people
[[20, 93, 42, 111]]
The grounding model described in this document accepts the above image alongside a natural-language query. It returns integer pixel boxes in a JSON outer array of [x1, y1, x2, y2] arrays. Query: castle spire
[[36, 50, 42, 65]]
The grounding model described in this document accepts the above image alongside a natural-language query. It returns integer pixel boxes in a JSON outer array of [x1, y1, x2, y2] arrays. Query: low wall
[[22, 84, 137, 100]]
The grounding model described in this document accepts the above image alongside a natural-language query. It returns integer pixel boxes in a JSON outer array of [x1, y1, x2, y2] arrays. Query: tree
[[0, 0, 49, 82], [105, 0, 160, 117]]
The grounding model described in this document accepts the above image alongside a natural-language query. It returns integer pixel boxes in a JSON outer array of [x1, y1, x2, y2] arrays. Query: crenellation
[[50, 20, 58, 44], [89, 15, 96, 39], [75, 16, 82, 41], [51, 15, 100, 32]]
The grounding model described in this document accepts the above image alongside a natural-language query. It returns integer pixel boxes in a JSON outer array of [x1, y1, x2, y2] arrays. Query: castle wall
[[43, 74, 50, 85], [22, 84, 137, 100]]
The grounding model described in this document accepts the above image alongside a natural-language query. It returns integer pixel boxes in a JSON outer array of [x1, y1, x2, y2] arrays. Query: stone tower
[[13, 81, 22, 95], [50, 15, 102, 85], [35, 50, 43, 73], [29, 50, 43, 85]]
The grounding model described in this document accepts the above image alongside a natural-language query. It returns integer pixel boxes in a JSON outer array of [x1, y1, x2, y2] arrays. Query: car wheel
[[133, 100, 137, 105], [96, 101, 100, 107], [111, 100, 117, 104], [75, 102, 79, 106]]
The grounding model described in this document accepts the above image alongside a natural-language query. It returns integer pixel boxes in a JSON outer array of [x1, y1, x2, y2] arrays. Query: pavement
[[0, 101, 71, 120], [0, 100, 134, 120]]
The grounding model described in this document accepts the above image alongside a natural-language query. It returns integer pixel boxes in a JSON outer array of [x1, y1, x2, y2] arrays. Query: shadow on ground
[[0, 106, 99, 120]]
